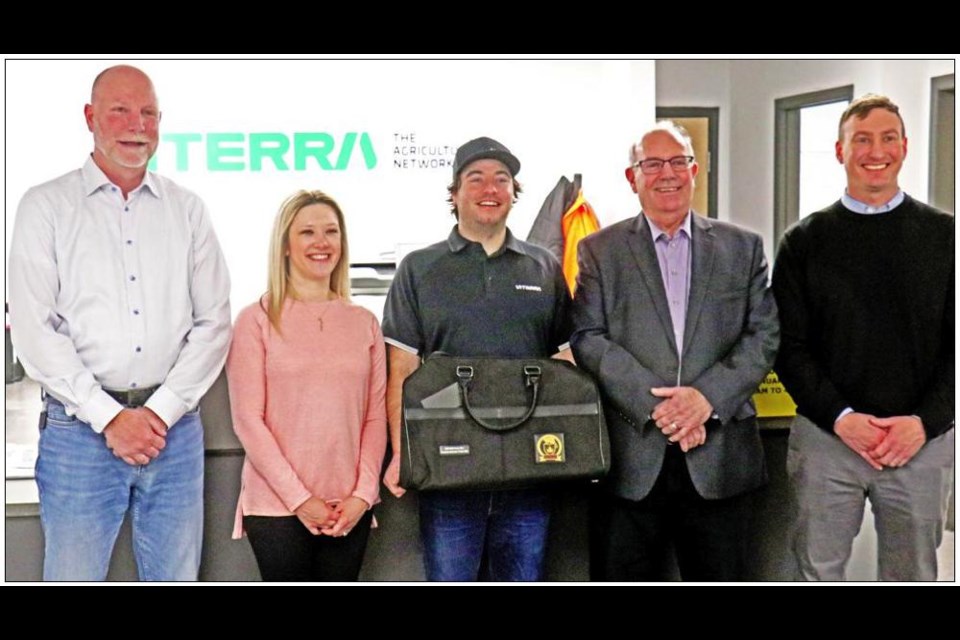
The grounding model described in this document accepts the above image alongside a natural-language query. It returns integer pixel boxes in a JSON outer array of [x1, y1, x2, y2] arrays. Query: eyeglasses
[[631, 155, 695, 175]]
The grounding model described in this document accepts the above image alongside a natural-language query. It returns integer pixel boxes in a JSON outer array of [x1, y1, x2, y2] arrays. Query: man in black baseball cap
[[451, 136, 522, 179], [442, 136, 523, 236], [381, 136, 573, 581]]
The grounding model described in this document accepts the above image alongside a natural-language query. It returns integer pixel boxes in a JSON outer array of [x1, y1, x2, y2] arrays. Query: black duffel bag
[[399, 354, 610, 491]]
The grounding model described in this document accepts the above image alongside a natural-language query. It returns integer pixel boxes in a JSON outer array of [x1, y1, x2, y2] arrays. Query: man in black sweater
[[773, 94, 954, 581]]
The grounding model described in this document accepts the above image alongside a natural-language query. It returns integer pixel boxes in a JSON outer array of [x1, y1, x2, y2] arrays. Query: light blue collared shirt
[[644, 212, 693, 359], [840, 190, 904, 215]]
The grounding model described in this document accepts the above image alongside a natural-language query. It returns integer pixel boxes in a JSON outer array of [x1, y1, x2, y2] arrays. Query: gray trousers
[[788, 416, 954, 581]]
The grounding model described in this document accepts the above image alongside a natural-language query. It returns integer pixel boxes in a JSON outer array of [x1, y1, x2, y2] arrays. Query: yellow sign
[[535, 433, 565, 463], [752, 371, 797, 418]]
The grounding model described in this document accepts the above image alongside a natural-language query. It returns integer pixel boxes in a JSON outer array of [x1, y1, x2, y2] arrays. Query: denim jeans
[[419, 488, 551, 581], [35, 398, 204, 581]]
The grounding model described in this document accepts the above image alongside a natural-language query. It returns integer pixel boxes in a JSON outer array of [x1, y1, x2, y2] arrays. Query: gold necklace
[[315, 293, 339, 331]]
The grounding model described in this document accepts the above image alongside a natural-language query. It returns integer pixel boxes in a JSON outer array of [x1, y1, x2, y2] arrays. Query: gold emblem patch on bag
[[535, 433, 565, 463]]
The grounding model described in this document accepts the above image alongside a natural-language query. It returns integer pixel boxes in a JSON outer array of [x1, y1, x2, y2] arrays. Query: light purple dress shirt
[[644, 212, 693, 360]]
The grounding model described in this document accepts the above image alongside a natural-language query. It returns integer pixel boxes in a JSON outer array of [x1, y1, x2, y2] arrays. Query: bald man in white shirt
[[8, 65, 231, 581]]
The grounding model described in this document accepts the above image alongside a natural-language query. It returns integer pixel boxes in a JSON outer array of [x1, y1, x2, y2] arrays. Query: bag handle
[[456, 364, 542, 432]]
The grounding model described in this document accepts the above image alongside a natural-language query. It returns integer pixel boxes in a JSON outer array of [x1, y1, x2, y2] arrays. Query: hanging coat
[[527, 173, 601, 295], [560, 190, 600, 295]]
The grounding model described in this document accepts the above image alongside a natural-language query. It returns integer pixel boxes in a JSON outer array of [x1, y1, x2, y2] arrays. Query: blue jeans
[[419, 488, 551, 581], [36, 399, 204, 581]]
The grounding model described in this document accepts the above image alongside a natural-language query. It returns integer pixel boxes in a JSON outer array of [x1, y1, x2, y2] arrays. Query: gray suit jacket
[[571, 213, 779, 501]]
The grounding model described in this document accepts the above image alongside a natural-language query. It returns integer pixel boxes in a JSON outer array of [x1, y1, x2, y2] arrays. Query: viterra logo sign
[[147, 132, 377, 171]]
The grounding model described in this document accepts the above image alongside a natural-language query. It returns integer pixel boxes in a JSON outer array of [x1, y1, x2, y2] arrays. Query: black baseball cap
[[453, 136, 521, 178]]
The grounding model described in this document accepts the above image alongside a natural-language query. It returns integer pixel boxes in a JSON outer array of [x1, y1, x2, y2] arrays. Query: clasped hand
[[296, 496, 369, 537], [650, 386, 713, 452], [103, 407, 168, 466], [834, 413, 925, 470]]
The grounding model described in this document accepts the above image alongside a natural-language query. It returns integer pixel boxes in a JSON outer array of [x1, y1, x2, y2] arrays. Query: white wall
[[877, 59, 955, 195], [656, 60, 732, 221], [4, 58, 951, 311], [2, 59, 656, 316], [658, 59, 954, 262]]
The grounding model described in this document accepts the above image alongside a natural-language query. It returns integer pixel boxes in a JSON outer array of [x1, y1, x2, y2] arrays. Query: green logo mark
[[148, 132, 377, 172]]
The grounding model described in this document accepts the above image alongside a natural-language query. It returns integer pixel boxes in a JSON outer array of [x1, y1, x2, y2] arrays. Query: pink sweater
[[227, 298, 387, 538]]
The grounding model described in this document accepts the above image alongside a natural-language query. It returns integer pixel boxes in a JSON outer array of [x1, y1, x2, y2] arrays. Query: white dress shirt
[[8, 156, 232, 432]]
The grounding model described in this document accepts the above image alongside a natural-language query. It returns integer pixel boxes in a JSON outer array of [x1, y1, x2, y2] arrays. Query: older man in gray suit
[[571, 122, 779, 581]]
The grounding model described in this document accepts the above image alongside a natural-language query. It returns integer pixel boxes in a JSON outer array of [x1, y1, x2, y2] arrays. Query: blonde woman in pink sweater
[[227, 190, 387, 581]]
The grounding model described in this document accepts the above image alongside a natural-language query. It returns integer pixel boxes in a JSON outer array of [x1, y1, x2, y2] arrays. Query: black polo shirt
[[382, 226, 571, 358]]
